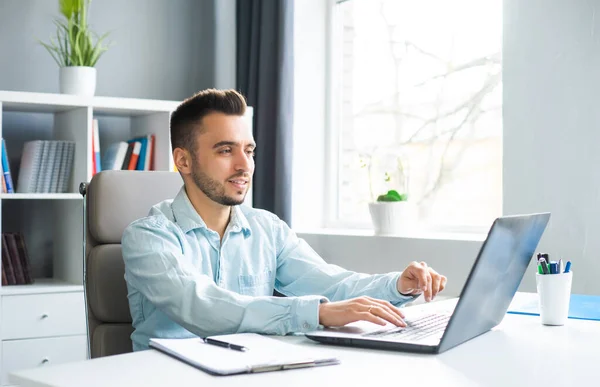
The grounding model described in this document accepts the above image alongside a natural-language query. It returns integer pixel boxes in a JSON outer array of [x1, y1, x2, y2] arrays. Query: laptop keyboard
[[363, 313, 451, 342]]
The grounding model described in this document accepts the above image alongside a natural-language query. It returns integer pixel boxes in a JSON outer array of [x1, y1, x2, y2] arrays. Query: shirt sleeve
[[273, 217, 417, 307], [121, 217, 326, 337]]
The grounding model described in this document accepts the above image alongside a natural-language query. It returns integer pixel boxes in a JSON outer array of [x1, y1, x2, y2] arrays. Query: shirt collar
[[171, 187, 252, 237], [230, 205, 252, 237]]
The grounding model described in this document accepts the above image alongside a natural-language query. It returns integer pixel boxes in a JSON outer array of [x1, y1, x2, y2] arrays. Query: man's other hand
[[397, 261, 447, 302], [318, 296, 406, 328]]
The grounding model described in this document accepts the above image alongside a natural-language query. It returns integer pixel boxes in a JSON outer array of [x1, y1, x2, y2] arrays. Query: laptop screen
[[438, 213, 550, 353]]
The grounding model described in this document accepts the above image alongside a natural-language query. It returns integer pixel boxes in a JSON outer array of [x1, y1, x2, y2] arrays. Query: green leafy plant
[[360, 154, 409, 203], [376, 189, 407, 202], [39, 0, 111, 67]]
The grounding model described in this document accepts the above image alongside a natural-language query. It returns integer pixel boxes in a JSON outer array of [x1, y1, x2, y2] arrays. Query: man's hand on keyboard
[[397, 261, 447, 302], [318, 296, 407, 328]]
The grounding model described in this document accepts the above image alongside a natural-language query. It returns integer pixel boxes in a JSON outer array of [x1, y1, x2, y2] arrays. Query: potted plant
[[368, 189, 417, 235], [39, 0, 111, 96], [361, 154, 417, 235]]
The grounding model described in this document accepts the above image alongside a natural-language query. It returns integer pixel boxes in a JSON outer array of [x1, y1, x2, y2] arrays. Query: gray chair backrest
[[85, 170, 183, 358]]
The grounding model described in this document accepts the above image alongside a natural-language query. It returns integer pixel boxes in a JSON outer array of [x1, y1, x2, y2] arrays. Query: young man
[[122, 89, 447, 351]]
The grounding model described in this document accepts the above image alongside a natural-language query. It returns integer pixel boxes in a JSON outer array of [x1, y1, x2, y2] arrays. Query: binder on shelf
[[49, 142, 65, 194], [4, 233, 25, 285], [149, 134, 155, 170], [100, 134, 155, 172], [13, 232, 32, 284], [15, 140, 75, 194], [92, 118, 102, 174], [101, 142, 129, 171], [1, 233, 33, 285], [1, 138, 14, 193], [39, 141, 58, 193], [127, 135, 154, 170], [1, 157, 5, 193], [59, 142, 75, 193], [32, 141, 47, 192], [16, 140, 44, 193], [35, 141, 50, 192], [127, 141, 142, 170], [120, 142, 135, 170], [1, 234, 16, 285]]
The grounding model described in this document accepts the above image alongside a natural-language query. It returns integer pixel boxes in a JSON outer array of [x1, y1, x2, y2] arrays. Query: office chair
[[81, 170, 183, 358]]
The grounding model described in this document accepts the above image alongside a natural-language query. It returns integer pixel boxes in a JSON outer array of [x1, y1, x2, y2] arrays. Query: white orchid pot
[[59, 66, 97, 96], [368, 201, 417, 236]]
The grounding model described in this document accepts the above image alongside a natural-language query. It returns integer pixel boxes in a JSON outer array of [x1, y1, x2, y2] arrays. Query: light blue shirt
[[121, 187, 415, 351]]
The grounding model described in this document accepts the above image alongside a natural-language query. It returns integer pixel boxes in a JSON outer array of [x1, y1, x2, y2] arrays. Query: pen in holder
[[535, 271, 573, 326]]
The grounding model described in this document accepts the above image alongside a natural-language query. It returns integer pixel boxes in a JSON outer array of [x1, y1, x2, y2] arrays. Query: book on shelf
[[1, 236, 16, 285], [92, 118, 102, 175], [15, 140, 75, 194], [127, 141, 142, 170], [1, 138, 14, 193], [1, 232, 33, 286], [100, 134, 155, 171]]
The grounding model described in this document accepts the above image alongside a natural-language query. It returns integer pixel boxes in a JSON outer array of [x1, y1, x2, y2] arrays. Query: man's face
[[189, 112, 255, 206]]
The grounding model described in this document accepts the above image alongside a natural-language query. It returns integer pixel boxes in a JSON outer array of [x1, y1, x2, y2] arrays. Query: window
[[327, 0, 502, 232]]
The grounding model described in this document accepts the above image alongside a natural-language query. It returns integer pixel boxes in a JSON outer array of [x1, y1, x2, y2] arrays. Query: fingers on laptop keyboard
[[360, 296, 406, 319], [368, 305, 406, 327]]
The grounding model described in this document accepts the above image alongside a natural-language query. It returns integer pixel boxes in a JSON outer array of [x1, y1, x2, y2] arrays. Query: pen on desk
[[564, 261, 572, 273], [204, 338, 249, 352]]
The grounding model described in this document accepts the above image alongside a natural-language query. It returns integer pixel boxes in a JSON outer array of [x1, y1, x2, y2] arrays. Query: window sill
[[295, 227, 487, 242]]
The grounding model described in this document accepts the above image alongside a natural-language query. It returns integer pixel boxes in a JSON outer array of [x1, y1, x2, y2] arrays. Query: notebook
[[507, 292, 600, 321], [149, 333, 340, 376]]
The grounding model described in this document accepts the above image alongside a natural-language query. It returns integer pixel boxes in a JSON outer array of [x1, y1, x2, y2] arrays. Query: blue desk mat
[[507, 293, 600, 321]]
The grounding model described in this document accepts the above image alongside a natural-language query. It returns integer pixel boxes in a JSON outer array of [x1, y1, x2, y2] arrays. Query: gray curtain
[[236, 0, 294, 226]]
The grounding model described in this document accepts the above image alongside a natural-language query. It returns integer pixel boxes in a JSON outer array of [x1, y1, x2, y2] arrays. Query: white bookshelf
[[0, 91, 178, 115], [0, 278, 83, 296], [0, 193, 82, 200], [0, 90, 180, 385]]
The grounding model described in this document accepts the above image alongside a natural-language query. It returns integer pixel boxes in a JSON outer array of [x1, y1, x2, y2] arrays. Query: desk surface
[[11, 306, 598, 387]]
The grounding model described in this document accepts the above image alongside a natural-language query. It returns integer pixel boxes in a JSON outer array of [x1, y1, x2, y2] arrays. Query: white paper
[[149, 333, 338, 375]]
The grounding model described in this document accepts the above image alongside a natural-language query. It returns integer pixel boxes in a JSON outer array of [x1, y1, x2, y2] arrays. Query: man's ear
[[173, 148, 192, 174]]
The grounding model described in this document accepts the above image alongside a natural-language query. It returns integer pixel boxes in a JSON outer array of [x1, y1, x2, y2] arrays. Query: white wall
[[295, 0, 600, 297], [298, 231, 483, 298], [503, 0, 600, 295], [0, 0, 234, 100]]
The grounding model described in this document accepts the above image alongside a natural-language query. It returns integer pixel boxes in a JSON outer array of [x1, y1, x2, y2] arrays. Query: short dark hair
[[170, 89, 247, 152]]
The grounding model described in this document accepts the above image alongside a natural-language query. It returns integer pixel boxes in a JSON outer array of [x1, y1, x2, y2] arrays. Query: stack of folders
[[16, 141, 75, 194], [101, 134, 155, 171], [149, 333, 339, 376]]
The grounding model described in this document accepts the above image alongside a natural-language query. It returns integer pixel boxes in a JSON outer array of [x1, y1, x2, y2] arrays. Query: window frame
[[322, 0, 499, 235]]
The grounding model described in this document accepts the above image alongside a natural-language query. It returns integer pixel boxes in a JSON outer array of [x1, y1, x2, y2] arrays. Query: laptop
[[305, 213, 551, 354]]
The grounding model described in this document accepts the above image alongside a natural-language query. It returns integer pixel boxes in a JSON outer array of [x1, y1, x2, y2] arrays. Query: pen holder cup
[[535, 271, 573, 326]]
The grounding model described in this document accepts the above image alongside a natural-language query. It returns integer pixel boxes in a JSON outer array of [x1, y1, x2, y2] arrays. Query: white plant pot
[[59, 66, 96, 96], [368, 201, 418, 236]]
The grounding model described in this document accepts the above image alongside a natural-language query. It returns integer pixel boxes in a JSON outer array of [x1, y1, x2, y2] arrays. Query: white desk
[[9, 311, 599, 387]]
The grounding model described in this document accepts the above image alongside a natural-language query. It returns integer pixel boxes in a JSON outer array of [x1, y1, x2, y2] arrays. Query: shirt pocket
[[238, 270, 273, 296]]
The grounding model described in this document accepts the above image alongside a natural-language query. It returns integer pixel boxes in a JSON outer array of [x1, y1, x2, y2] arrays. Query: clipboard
[[149, 333, 340, 376]]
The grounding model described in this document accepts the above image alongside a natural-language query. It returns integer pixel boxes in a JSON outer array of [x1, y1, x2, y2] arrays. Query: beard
[[191, 165, 248, 206]]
